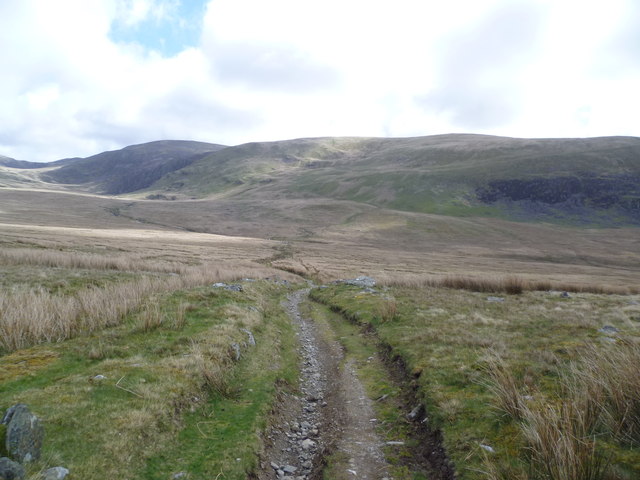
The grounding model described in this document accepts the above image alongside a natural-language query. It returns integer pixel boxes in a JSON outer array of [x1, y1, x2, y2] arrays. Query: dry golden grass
[[520, 401, 608, 480], [570, 340, 640, 445], [376, 296, 398, 322], [377, 273, 638, 295], [0, 260, 299, 353], [481, 352, 526, 420], [483, 340, 640, 479], [0, 247, 191, 274]]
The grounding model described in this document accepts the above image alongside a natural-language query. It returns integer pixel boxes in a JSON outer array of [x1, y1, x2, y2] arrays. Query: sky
[[1, 0, 639, 162]]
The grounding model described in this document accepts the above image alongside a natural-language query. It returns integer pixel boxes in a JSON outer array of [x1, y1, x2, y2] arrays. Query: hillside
[[43, 140, 226, 194], [147, 135, 640, 226], [0, 154, 50, 169]]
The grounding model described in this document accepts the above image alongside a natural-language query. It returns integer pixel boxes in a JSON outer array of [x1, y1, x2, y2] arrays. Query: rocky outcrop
[[476, 174, 640, 223], [2, 405, 43, 464]]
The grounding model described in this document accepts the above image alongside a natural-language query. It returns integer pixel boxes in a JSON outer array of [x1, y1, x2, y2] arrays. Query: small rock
[[92, 374, 107, 381], [231, 343, 241, 360], [480, 444, 495, 453], [0, 457, 25, 480], [386, 441, 405, 445], [42, 467, 70, 480], [407, 404, 424, 421], [212, 283, 243, 292], [270, 462, 280, 470], [241, 329, 256, 346], [599, 325, 619, 335], [486, 296, 505, 303], [560, 291, 571, 298], [301, 439, 316, 450], [283, 465, 297, 474], [345, 276, 376, 288]]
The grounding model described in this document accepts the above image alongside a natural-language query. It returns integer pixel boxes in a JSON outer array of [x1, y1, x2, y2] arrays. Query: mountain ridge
[[3, 134, 639, 226], [42, 140, 226, 194]]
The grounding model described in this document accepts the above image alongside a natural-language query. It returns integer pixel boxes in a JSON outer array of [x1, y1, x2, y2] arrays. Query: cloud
[[420, 1, 547, 129], [0, 0, 639, 161]]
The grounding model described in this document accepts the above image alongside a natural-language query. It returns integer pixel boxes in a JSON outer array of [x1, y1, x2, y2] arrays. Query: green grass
[[0, 281, 299, 479], [310, 284, 640, 479]]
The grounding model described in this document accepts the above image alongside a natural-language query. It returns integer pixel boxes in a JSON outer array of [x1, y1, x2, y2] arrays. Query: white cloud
[[0, 0, 639, 161]]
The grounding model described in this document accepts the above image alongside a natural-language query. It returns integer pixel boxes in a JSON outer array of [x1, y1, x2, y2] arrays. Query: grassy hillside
[[44, 140, 226, 194], [148, 135, 640, 226]]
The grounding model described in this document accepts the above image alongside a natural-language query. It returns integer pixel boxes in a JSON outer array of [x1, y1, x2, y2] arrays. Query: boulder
[[0, 457, 24, 480], [2, 405, 43, 463]]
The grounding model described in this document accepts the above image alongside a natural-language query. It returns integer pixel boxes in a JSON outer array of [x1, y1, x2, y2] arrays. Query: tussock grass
[[482, 341, 640, 479], [520, 401, 608, 480], [481, 352, 526, 420], [376, 296, 398, 322], [136, 302, 164, 332], [570, 340, 640, 445], [377, 273, 637, 295], [0, 261, 299, 353], [0, 247, 190, 274]]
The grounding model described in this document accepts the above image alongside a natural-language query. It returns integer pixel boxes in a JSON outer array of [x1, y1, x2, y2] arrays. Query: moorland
[[1, 134, 639, 480]]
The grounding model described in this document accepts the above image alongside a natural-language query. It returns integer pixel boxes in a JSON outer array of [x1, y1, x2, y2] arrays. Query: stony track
[[256, 289, 390, 480]]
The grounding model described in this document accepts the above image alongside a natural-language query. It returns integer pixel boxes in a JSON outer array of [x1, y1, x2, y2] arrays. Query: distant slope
[[44, 140, 226, 194], [148, 135, 640, 226], [0, 154, 50, 169]]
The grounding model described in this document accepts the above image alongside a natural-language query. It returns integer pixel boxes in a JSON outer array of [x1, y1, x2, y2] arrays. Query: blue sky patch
[[109, 0, 207, 57]]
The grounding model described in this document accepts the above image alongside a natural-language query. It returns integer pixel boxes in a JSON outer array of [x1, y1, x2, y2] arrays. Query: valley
[[1, 134, 639, 479]]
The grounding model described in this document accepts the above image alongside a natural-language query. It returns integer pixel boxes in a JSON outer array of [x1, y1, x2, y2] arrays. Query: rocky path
[[256, 289, 390, 480]]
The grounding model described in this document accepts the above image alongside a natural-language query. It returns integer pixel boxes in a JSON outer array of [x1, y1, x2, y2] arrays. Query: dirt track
[[256, 289, 390, 479]]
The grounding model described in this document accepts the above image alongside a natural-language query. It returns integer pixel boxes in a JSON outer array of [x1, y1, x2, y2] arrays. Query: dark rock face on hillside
[[476, 174, 640, 223]]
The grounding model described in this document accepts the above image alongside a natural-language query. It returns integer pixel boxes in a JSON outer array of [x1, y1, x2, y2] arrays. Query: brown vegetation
[[377, 273, 638, 295], [0, 261, 298, 352], [483, 340, 640, 479]]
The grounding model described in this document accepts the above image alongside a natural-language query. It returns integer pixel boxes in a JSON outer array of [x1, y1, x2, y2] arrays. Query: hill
[[146, 135, 640, 226], [43, 140, 226, 194], [0, 154, 49, 169]]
